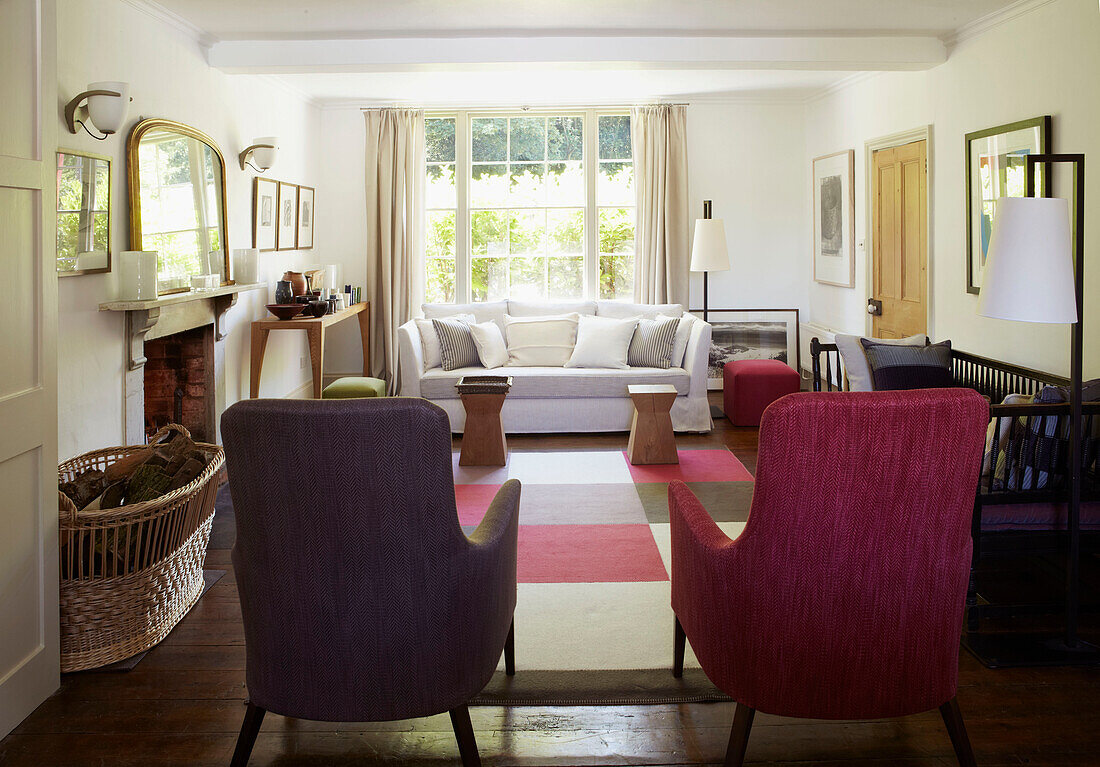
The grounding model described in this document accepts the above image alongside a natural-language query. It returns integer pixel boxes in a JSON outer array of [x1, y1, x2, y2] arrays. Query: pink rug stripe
[[624, 448, 753, 483], [455, 484, 501, 526], [518, 524, 669, 583]]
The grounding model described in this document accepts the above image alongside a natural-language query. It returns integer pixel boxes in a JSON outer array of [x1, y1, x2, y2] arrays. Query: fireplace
[[143, 325, 216, 442]]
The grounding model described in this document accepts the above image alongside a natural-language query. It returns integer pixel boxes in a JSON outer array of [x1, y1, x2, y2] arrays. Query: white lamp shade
[[977, 196, 1077, 324], [251, 137, 278, 170], [690, 218, 730, 272], [86, 81, 129, 134]]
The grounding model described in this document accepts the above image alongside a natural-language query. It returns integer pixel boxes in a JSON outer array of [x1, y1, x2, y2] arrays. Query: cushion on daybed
[[835, 332, 927, 391], [981, 501, 1100, 531], [860, 338, 952, 390], [420, 365, 690, 399]]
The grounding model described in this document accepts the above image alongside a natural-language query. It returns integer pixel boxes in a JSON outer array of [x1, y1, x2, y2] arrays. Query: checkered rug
[[454, 448, 754, 673]]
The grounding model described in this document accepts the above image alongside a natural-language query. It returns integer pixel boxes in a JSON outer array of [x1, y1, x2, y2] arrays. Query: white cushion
[[658, 313, 692, 368], [421, 365, 690, 399], [835, 333, 927, 391], [423, 300, 508, 331], [508, 299, 596, 317], [565, 315, 637, 369], [504, 313, 579, 367], [597, 300, 683, 319], [469, 321, 509, 369], [415, 313, 476, 370]]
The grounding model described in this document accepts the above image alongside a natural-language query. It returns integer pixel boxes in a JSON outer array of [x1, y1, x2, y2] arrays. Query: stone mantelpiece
[[99, 283, 265, 444]]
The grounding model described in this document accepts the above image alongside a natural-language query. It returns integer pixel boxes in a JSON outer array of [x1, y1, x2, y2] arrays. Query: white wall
[[805, 0, 1100, 377], [314, 100, 810, 374], [56, 0, 324, 460]]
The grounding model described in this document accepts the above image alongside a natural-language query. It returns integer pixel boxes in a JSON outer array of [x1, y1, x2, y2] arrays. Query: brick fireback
[[143, 326, 212, 442]]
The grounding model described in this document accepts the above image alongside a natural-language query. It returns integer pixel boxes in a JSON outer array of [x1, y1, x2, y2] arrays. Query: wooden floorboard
[[5, 394, 1100, 766]]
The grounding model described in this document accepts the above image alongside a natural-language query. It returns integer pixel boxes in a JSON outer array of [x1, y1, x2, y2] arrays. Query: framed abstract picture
[[252, 177, 277, 251], [812, 150, 855, 288], [297, 185, 314, 249], [276, 181, 298, 251], [705, 309, 801, 390], [965, 115, 1051, 294]]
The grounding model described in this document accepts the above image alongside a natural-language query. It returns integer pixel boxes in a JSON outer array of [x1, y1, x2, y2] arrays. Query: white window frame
[[425, 107, 634, 304]]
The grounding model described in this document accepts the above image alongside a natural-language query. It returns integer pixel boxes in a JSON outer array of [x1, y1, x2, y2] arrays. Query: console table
[[249, 302, 370, 399]]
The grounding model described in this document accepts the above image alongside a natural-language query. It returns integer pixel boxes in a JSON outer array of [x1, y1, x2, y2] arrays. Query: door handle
[[867, 298, 883, 316]]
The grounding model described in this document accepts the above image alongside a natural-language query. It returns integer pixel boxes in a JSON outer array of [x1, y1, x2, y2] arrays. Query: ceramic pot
[[274, 280, 294, 305], [282, 270, 307, 296], [307, 300, 329, 318]]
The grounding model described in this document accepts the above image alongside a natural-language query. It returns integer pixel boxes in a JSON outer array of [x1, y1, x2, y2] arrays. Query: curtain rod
[[359, 102, 690, 112]]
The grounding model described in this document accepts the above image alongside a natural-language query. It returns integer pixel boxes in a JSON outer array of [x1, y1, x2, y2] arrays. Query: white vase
[[119, 250, 158, 300], [232, 248, 259, 284]]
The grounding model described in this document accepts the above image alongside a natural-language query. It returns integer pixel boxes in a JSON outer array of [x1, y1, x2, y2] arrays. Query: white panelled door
[[0, 0, 59, 738]]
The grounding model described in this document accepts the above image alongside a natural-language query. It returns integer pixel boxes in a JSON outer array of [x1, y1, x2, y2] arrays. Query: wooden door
[[872, 140, 927, 338], [0, 0, 59, 738]]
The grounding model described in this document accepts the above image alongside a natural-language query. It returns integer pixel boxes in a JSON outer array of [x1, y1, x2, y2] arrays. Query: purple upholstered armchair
[[221, 397, 519, 767]]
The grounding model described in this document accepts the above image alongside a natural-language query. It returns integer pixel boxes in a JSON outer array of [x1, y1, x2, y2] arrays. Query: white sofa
[[397, 299, 713, 434]]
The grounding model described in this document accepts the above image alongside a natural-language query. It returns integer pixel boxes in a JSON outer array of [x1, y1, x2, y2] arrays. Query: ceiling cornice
[[940, 0, 1058, 47], [117, 0, 218, 49]]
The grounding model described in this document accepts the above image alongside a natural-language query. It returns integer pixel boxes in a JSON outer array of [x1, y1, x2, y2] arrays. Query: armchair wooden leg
[[504, 618, 516, 676], [939, 697, 978, 767], [724, 703, 755, 767], [449, 705, 482, 767], [230, 702, 265, 767], [672, 616, 686, 678]]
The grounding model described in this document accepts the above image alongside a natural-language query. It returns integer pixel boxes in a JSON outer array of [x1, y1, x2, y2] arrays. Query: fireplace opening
[[144, 326, 214, 443]]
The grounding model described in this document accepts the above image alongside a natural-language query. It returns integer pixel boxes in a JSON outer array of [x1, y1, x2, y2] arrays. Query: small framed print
[[253, 177, 277, 251], [276, 181, 298, 251], [812, 150, 855, 288], [297, 185, 314, 249]]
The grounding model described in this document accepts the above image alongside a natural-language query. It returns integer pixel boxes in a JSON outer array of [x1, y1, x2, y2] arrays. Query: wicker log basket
[[57, 425, 224, 673]]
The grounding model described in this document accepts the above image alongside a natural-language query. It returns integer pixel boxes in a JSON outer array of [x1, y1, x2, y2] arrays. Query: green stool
[[321, 376, 387, 399]]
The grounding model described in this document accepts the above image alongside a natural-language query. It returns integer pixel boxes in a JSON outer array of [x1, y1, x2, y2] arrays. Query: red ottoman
[[723, 359, 801, 426]]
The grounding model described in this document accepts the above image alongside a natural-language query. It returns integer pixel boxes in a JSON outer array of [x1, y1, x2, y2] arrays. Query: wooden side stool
[[457, 376, 512, 467], [627, 384, 679, 465]]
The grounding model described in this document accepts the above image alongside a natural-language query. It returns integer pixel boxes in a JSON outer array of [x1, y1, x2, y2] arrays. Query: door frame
[[863, 126, 933, 338]]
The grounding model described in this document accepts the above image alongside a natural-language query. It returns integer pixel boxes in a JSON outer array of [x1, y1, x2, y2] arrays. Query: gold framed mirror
[[57, 149, 111, 276], [126, 118, 230, 295]]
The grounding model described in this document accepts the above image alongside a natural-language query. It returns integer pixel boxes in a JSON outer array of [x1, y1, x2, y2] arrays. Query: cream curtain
[[363, 108, 425, 391], [631, 104, 690, 307]]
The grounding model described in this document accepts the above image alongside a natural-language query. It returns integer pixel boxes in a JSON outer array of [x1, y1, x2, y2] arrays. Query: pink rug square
[[624, 449, 753, 483], [518, 524, 669, 583], [455, 484, 501, 526]]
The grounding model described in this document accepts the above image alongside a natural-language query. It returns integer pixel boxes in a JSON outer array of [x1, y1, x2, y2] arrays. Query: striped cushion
[[432, 318, 480, 371], [860, 338, 952, 390], [628, 316, 679, 368]]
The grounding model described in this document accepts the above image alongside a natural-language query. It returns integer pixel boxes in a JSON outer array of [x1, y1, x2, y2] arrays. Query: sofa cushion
[[504, 313, 579, 367], [628, 316, 679, 368], [433, 317, 480, 371], [860, 338, 953, 390], [415, 313, 475, 370], [597, 300, 683, 319], [421, 365, 690, 399], [835, 332, 927, 391], [423, 300, 508, 330], [469, 321, 509, 369], [508, 299, 596, 317], [659, 313, 692, 368], [565, 315, 637, 369]]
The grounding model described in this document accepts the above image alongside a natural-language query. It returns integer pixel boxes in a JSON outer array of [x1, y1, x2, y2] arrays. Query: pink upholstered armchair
[[670, 390, 988, 767]]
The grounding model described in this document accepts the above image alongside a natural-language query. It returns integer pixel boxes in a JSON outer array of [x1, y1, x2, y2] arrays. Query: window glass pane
[[509, 256, 547, 299], [426, 118, 455, 163], [599, 254, 635, 301], [547, 162, 584, 206], [547, 209, 583, 254], [425, 258, 455, 303], [426, 163, 456, 209], [426, 210, 456, 260], [509, 210, 546, 255], [598, 161, 634, 207], [471, 256, 507, 301], [470, 163, 508, 207], [471, 210, 508, 256], [598, 207, 635, 254], [472, 117, 507, 161], [509, 117, 546, 162], [599, 115, 632, 160], [548, 256, 584, 299], [509, 163, 545, 206], [548, 116, 583, 161]]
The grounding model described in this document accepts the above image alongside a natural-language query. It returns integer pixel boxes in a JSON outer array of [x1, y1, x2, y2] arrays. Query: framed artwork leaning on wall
[[812, 149, 855, 288], [704, 308, 801, 390]]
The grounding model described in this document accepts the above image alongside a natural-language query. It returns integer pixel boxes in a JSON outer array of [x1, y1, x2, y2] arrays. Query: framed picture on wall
[[705, 309, 801, 390], [812, 150, 855, 288], [965, 115, 1051, 294], [252, 177, 278, 251], [276, 182, 298, 251], [297, 185, 314, 249]]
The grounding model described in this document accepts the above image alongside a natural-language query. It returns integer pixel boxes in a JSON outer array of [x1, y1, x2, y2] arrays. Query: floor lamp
[[690, 200, 729, 323], [972, 152, 1097, 665]]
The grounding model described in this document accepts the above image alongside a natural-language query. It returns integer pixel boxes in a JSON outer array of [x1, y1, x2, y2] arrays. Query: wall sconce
[[239, 137, 278, 172], [64, 81, 131, 140]]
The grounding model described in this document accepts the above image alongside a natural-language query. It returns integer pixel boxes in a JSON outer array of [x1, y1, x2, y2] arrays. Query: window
[[424, 111, 635, 304]]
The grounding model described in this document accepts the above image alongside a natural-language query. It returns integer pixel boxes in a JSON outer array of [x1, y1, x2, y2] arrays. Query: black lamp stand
[[701, 199, 713, 322]]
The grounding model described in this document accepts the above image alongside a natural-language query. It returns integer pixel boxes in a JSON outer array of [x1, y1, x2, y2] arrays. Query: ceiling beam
[[207, 35, 946, 74]]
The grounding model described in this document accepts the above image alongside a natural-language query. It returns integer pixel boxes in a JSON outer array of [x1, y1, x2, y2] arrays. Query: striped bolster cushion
[[628, 316, 679, 368], [432, 318, 480, 371]]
